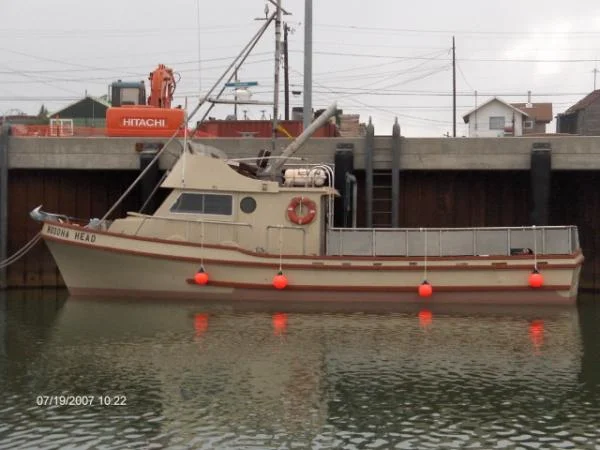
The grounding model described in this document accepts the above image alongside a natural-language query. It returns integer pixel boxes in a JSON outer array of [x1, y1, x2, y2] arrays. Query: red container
[[197, 120, 338, 138]]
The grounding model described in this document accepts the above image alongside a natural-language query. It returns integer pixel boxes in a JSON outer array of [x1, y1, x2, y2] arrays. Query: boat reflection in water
[[1, 293, 599, 449]]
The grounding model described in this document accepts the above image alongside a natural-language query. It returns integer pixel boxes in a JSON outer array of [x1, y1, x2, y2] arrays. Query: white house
[[462, 97, 529, 137]]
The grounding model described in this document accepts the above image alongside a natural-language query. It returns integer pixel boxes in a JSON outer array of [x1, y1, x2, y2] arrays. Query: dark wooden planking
[[5, 168, 600, 291]]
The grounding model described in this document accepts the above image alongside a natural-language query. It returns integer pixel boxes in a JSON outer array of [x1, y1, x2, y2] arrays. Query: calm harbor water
[[1, 290, 600, 449]]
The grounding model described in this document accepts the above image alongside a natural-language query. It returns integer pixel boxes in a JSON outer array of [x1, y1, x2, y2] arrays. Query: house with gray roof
[[556, 90, 600, 135]]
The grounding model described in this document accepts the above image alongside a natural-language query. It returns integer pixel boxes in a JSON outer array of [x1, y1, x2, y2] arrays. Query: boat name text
[[121, 118, 167, 128], [46, 225, 96, 243]]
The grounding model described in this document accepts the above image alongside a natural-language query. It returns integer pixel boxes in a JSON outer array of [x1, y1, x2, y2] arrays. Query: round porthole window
[[240, 196, 257, 214]]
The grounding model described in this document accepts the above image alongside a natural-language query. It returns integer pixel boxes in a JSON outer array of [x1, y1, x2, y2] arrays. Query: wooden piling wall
[[7, 170, 140, 287], [354, 170, 598, 290], [6, 169, 600, 291]]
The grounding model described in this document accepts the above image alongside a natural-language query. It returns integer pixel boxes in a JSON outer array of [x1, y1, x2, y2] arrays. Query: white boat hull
[[42, 222, 583, 305]]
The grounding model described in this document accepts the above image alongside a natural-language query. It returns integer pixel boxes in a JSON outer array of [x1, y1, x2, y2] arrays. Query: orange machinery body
[[148, 64, 176, 108], [106, 105, 185, 137]]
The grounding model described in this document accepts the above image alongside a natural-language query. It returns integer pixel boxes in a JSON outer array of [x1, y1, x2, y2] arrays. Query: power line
[[289, 49, 600, 63], [0, 24, 257, 39], [315, 23, 600, 37], [285, 86, 590, 97], [0, 64, 82, 95], [456, 61, 475, 92], [0, 50, 273, 74], [291, 67, 455, 126], [312, 41, 448, 51]]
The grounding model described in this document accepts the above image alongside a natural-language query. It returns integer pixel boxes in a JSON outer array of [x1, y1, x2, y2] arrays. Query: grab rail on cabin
[[125, 212, 252, 243], [265, 224, 307, 255], [326, 226, 580, 257]]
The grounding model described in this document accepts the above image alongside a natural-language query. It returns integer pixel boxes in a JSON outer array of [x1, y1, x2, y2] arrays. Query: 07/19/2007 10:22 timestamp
[[36, 395, 127, 407]]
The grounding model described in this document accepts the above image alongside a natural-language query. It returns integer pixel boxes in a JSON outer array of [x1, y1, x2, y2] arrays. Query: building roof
[[564, 90, 600, 114], [462, 97, 529, 123], [50, 95, 111, 118], [510, 102, 553, 123], [0, 114, 40, 125]]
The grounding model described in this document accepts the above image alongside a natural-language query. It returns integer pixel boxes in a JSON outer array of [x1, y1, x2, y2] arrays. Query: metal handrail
[[127, 212, 252, 227], [266, 224, 307, 255], [327, 225, 580, 257], [329, 225, 579, 232], [126, 212, 252, 241]]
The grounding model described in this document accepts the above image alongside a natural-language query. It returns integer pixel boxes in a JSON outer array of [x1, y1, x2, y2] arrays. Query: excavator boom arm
[[147, 64, 176, 108]]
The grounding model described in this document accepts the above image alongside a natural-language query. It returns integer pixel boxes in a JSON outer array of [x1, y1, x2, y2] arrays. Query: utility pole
[[303, 0, 312, 129], [272, 0, 283, 151], [452, 36, 456, 138], [284, 23, 290, 120], [594, 67, 598, 91]]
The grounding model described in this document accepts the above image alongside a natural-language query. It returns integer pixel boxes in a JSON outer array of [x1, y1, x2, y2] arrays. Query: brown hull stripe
[[44, 234, 583, 271], [41, 221, 584, 262], [186, 278, 571, 292]]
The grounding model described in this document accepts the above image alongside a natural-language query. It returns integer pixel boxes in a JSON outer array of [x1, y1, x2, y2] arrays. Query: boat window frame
[[169, 192, 233, 216]]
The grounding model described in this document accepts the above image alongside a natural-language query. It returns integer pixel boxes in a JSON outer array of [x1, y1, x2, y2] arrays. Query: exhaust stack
[[259, 102, 337, 179]]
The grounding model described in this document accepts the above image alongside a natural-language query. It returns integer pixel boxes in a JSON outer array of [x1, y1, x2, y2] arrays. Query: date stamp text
[[36, 395, 127, 407]]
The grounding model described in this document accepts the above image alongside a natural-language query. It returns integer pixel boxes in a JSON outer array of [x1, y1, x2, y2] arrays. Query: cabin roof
[[162, 151, 333, 195]]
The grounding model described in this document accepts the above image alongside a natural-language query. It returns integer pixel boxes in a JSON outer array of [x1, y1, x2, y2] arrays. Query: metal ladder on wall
[[372, 169, 393, 227]]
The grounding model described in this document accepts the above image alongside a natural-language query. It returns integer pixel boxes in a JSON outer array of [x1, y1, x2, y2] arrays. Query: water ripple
[[1, 296, 600, 448]]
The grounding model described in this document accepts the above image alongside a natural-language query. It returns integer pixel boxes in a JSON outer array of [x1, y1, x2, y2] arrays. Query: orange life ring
[[287, 197, 317, 225]]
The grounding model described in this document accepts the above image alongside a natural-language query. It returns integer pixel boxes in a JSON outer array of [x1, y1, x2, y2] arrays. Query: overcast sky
[[2, 0, 600, 136]]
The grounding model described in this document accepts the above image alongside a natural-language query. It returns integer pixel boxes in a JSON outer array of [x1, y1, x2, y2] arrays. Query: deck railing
[[125, 212, 252, 244], [326, 226, 580, 257], [123, 213, 307, 253]]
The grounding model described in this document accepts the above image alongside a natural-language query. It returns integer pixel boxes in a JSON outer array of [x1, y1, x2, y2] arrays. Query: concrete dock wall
[[7, 135, 600, 171]]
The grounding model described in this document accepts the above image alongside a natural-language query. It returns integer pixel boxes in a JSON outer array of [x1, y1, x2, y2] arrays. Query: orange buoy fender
[[286, 196, 317, 225]]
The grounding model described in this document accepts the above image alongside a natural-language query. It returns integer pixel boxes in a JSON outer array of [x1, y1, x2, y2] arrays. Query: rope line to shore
[[0, 232, 42, 269]]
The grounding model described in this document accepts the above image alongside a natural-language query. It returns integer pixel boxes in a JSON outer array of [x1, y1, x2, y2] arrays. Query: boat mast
[[100, 11, 276, 223], [272, 0, 283, 153], [303, 0, 313, 130]]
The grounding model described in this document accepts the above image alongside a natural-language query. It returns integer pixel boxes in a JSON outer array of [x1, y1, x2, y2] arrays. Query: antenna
[[196, 0, 201, 93], [272, 0, 283, 152], [452, 36, 456, 137]]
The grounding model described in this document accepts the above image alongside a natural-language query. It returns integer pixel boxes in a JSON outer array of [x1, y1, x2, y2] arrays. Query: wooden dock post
[[0, 124, 9, 289], [530, 142, 552, 226]]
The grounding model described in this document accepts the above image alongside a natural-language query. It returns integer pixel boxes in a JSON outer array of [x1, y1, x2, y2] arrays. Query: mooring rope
[[422, 227, 428, 281], [532, 225, 538, 271], [200, 221, 205, 271], [278, 225, 284, 273], [0, 232, 42, 269]]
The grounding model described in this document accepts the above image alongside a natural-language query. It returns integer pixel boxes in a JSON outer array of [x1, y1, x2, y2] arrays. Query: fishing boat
[[31, 105, 583, 305], [30, 4, 583, 305]]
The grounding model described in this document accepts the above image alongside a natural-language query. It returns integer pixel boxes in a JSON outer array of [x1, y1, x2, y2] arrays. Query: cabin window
[[170, 193, 232, 215], [489, 116, 505, 130]]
